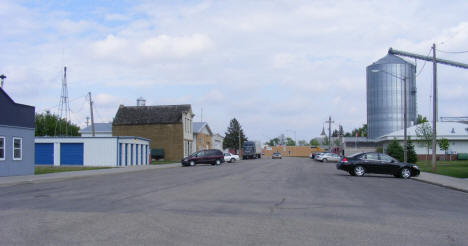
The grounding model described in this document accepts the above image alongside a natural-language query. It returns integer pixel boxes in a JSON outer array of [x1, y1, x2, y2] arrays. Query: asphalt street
[[1, 158, 468, 246]]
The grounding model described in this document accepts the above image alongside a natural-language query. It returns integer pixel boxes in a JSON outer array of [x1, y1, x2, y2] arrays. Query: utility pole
[[0, 74, 6, 88], [85, 116, 90, 127], [432, 43, 437, 171], [238, 125, 241, 157], [325, 116, 334, 151], [403, 77, 408, 163], [88, 92, 95, 137]]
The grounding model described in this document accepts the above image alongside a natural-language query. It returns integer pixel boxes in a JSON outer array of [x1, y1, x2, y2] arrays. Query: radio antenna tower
[[55, 66, 72, 136]]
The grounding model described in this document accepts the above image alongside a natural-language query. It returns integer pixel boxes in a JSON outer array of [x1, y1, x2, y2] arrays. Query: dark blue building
[[0, 87, 35, 176]]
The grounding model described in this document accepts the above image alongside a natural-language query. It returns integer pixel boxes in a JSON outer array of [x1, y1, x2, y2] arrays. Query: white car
[[316, 152, 341, 162], [224, 153, 240, 163]]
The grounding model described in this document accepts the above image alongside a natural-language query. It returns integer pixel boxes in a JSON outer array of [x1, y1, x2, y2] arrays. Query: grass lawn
[[35, 166, 112, 175], [417, 160, 468, 178], [150, 160, 178, 165]]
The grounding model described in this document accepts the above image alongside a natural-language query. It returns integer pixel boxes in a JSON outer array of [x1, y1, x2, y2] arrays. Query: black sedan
[[336, 152, 420, 179]]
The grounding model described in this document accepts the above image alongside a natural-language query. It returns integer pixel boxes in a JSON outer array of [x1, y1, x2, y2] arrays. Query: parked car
[[224, 153, 240, 163], [336, 152, 420, 179], [309, 152, 321, 159], [316, 152, 341, 162], [314, 152, 327, 160], [272, 152, 282, 159], [181, 149, 225, 166]]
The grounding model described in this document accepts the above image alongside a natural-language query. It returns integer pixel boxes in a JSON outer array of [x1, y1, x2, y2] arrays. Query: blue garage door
[[35, 143, 54, 165], [60, 143, 83, 165]]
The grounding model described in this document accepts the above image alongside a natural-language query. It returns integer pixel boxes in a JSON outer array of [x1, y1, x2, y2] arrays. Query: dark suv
[[181, 149, 225, 166]]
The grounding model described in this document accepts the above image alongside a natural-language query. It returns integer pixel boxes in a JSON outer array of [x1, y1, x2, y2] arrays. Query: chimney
[[0, 74, 6, 88], [137, 97, 146, 106]]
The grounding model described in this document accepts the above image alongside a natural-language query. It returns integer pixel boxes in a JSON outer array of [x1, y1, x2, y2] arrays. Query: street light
[[371, 69, 408, 163], [371, 69, 408, 162]]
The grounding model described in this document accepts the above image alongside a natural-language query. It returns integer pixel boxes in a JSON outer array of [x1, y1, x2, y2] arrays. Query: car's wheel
[[400, 168, 411, 179], [353, 165, 365, 176], [189, 161, 195, 166], [322, 158, 328, 163], [231, 158, 236, 163], [215, 159, 221, 165]]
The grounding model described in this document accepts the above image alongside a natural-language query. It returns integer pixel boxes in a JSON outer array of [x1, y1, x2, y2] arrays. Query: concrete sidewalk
[[0, 163, 180, 187], [413, 172, 468, 193]]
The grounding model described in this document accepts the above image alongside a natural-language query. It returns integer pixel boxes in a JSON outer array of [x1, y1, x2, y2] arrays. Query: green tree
[[346, 124, 368, 137], [309, 139, 320, 146], [297, 140, 309, 146], [321, 137, 329, 146], [286, 137, 296, 146], [406, 137, 418, 163], [437, 138, 450, 160], [223, 118, 247, 152], [35, 111, 80, 136], [266, 137, 280, 146], [417, 114, 428, 124], [415, 122, 432, 162], [386, 139, 404, 162]]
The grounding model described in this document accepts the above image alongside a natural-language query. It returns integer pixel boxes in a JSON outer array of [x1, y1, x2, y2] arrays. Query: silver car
[[316, 152, 341, 162]]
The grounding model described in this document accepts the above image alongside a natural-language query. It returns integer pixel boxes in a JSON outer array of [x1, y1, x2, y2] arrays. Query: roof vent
[[137, 97, 146, 106], [451, 128, 456, 134]]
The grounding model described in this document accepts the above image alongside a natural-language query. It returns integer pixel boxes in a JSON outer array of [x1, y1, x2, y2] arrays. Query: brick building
[[112, 104, 194, 161], [192, 122, 213, 151]]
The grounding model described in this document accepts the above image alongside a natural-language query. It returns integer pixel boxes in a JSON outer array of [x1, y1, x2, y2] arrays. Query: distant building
[[0, 87, 35, 176], [78, 123, 112, 137], [35, 136, 150, 167], [112, 104, 194, 160], [377, 122, 468, 160], [192, 122, 213, 151], [212, 133, 224, 151]]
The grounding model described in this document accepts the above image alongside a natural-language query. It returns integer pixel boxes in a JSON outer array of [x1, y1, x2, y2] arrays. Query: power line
[[436, 48, 468, 54], [416, 48, 433, 77]]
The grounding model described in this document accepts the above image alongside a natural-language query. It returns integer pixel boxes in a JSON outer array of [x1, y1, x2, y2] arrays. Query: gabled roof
[[193, 122, 213, 135], [79, 123, 112, 133], [0, 87, 35, 128], [378, 122, 468, 141], [113, 104, 192, 125]]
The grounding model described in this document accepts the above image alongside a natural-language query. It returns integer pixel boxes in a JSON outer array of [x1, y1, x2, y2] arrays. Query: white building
[[35, 136, 150, 167], [78, 123, 112, 137], [378, 122, 468, 156], [212, 133, 224, 151]]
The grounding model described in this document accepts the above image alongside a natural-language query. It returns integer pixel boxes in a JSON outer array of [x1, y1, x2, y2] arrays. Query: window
[[13, 137, 22, 160], [0, 137, 5, 160], [365, 153, 379, 161]]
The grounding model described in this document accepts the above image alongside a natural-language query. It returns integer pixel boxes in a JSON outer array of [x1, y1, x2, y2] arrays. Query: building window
[[13, 137, 22, 160], [0, 137, 5, 161]]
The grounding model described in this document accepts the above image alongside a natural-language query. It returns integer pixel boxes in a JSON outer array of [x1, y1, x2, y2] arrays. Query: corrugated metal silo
[[366, 54, 417, 139]]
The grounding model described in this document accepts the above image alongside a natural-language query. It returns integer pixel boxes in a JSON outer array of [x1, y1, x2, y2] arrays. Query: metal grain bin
[[367, 54, 417, 139]]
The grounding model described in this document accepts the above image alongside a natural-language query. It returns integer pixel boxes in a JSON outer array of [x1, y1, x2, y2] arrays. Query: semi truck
[[242, 141, 262, 159]]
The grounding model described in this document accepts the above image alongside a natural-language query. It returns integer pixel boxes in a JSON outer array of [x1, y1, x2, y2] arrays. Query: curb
[[412, 178, 468, 194], [412, 172, 468, 194], [0, 163, 180, 188]]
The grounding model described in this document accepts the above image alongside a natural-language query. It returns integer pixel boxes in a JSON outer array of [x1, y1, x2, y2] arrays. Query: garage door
[[35, 143, 54, 165], [60, 143, 83, 165]]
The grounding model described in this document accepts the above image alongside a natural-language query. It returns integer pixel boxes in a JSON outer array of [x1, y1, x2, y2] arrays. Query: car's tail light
[[341, 157, 348, 163]]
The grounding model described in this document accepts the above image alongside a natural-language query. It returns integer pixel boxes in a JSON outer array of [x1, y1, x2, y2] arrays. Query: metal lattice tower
[[55, 66, 72, 136]]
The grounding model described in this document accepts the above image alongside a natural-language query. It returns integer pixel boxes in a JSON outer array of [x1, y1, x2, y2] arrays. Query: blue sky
[[1, 0, 468, 143]]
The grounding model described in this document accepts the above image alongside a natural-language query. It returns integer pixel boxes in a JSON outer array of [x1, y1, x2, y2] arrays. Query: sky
[[1, 0, 468, 144]]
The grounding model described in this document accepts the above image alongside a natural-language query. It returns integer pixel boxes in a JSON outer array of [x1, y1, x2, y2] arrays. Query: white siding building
[[212, 133, 224, 151], [35, 137, 150, 167], [378, 122, 468, 156], [78, 123, 112, 137]]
